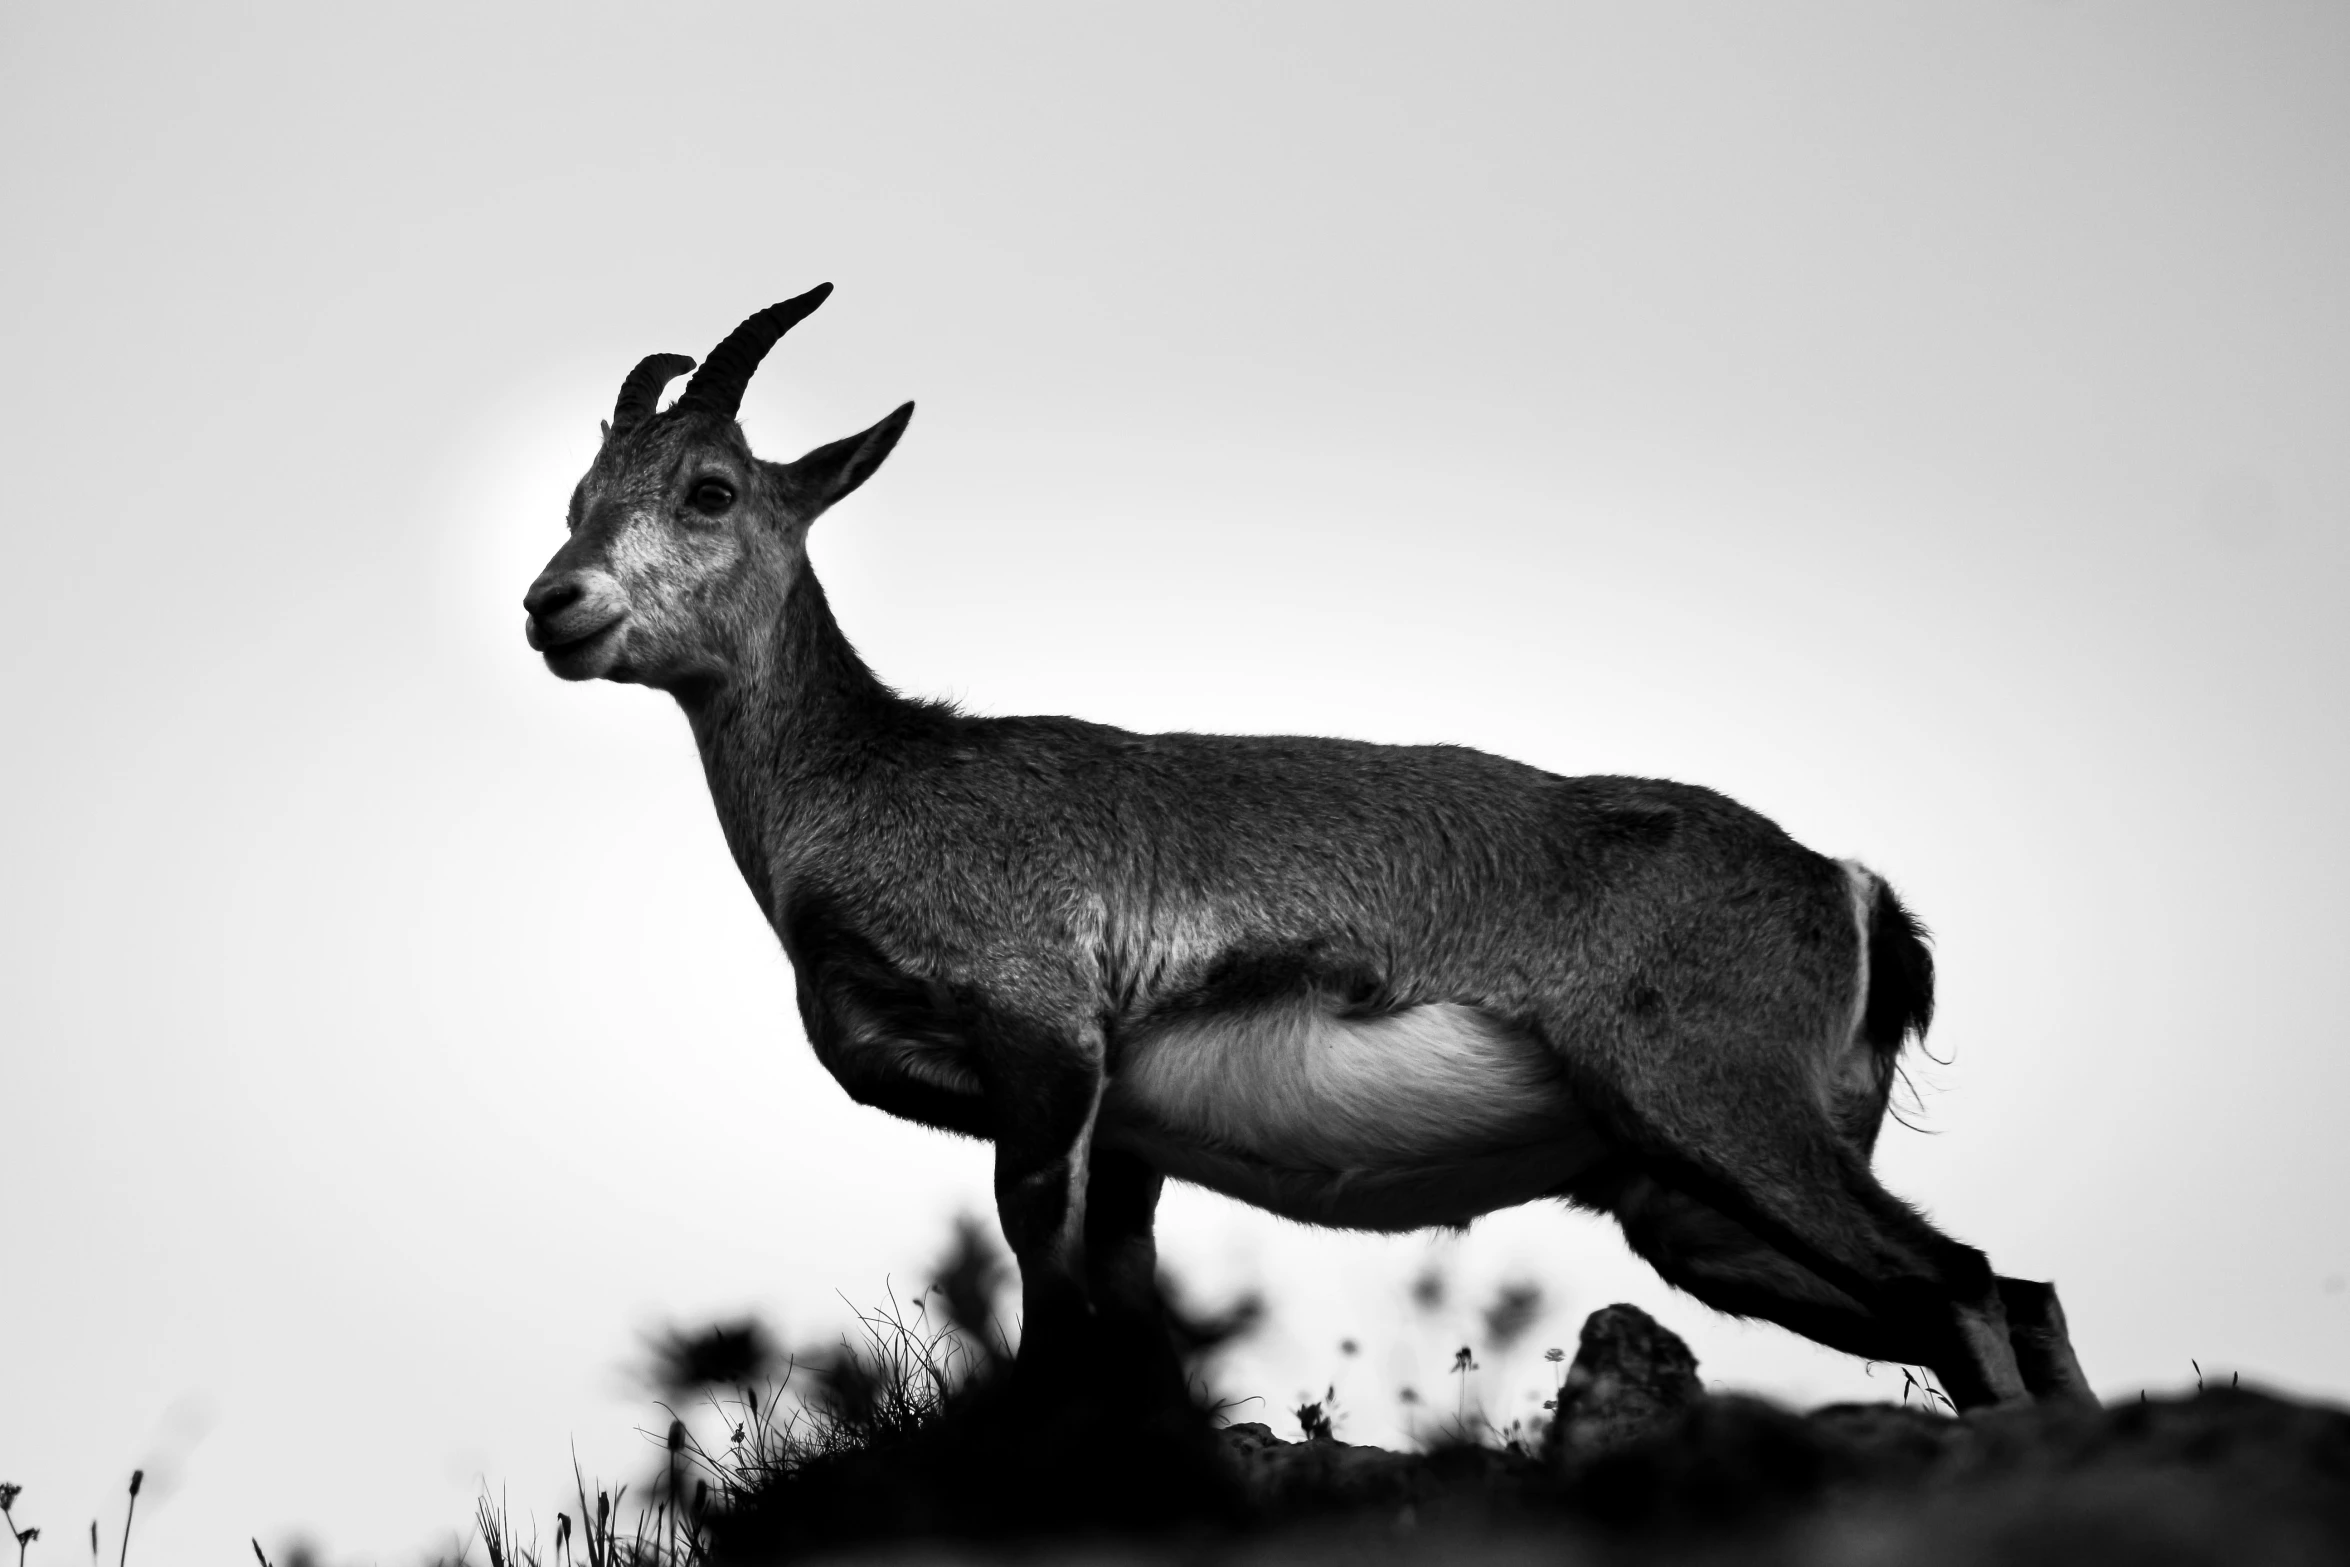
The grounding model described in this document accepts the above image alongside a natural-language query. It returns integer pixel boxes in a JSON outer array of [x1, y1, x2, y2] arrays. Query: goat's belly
[[1098, 998, 1608, 1232]]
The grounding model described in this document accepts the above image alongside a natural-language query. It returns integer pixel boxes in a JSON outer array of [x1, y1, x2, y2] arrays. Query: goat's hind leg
[[1998, 1276, 2096, 1406], [1612, 1175, 1916, 1365], [1600, 1072, 2029, 1409], [1081, 1145, 1190, 1405]]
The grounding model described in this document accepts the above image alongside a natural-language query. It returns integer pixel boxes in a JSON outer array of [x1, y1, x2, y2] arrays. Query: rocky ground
[[715, 1306, 2350, 1566]]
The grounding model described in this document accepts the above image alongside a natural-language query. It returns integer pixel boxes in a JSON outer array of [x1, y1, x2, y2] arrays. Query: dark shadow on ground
[[694, 1302, 2350, 1566]]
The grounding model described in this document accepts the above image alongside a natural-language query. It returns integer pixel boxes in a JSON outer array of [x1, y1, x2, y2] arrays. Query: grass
[[446, 1284, 988, 1567], [435, 1239, 1587, 1566]]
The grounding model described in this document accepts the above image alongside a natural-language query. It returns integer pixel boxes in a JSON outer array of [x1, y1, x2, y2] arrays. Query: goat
[[521, 288, 2093, 1412]]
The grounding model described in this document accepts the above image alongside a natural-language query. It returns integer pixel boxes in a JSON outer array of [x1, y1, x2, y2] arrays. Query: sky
[[4, 1, 2347, 1560]]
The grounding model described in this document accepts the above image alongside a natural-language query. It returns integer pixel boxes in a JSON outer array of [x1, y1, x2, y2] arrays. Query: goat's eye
[[688, 479, 736, 515]]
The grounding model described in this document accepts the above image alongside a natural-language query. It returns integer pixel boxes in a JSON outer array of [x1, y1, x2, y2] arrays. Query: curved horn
[[609, 352, 697, 436], [673, 284, 834, 421]]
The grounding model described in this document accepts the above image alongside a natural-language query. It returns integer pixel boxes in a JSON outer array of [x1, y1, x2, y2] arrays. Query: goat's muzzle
[[524, 569, 630, 680]]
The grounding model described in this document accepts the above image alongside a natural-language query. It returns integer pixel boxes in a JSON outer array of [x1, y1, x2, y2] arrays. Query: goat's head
[[523, 285, 912, 692]]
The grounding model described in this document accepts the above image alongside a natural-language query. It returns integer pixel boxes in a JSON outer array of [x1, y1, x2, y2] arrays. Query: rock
[[1218, 1421, 1286, 1462], [1545, 1304, 1703, 1468]]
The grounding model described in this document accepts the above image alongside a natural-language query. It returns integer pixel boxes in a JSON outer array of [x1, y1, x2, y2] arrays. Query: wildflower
[[929, 1214, 1010, 1350], [1480, 1282, 1544, 1353], [119, 1469, 145, 1567], [1409, 1267, 1446, 1312], [1450, 1346, 1481, 1425], [646, 1319, 779, 1397]]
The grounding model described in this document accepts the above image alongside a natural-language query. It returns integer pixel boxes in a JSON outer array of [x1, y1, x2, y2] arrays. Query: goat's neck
[[680, 569, 905, 911]]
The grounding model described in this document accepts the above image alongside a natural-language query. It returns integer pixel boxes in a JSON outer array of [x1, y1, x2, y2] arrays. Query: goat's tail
[[1859, 872, 1936, 1058], [1833, 863, 1936, 1152]]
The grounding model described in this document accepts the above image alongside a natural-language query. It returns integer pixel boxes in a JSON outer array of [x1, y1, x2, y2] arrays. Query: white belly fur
[[1099, 995, 1609, 1232]]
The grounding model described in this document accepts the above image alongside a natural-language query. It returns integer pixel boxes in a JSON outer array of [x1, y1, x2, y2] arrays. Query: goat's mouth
[[529, 611, 629, 679]]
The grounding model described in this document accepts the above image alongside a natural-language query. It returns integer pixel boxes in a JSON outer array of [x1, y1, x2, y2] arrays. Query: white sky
[[4, 2, 2347, 1560]]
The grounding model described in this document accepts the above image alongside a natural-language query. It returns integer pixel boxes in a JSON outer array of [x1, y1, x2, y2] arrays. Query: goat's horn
[[609, 353, 697, 436], [674, 284, 834, 421]]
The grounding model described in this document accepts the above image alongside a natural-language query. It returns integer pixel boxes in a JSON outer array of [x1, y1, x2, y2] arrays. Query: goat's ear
[[780, 401, 914, 519]]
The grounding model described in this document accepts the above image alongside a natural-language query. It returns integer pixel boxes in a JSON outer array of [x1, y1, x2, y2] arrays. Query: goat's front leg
[[982, 1016, 1108, 1390]]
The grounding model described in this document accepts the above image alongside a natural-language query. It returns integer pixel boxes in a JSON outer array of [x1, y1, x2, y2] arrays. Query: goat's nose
[[524, 573, 586, 622]]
